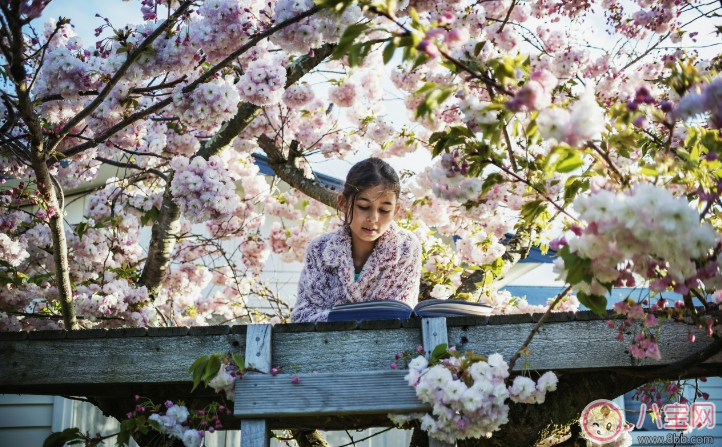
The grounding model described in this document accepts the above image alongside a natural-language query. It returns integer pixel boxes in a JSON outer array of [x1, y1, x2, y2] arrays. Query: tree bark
[[256, 135, 340, 208], [138, 44, 336, 301], [2, 2, 78, 328], [292, 429, 331, 447], [138, 172, 182, 301]]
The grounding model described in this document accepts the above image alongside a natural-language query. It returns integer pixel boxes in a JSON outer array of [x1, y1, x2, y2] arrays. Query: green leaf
[[332, 23, 368, 60], [416, 82, 438, 95], [556, 152, 584, 173], [430, 343, 448, 360], [75, 222, 89, 240], [565, 257, 591, 285], [189, 355, 209, 392], [117, 418, 136, 446], [473, 41, 486, 57], [577, 291, 608, 316], [43, 428, 84, 447], [140, 206, 160, 226], [640, 166, 659, 176], [148, 419, 162, 433], [203, 355, 222, 386], [481, 173, 506, 195], [412, 53, 430, 70], [383, 41, 396, 64], [231, 353, 245, 370], [520, 199, 547, 224]]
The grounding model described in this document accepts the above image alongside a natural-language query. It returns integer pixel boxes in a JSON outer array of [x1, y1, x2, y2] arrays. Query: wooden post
[[421, 317, 455, 447], [240, 324, 272, 447]]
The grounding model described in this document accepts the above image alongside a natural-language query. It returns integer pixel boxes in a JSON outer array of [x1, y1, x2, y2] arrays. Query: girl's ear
[[394, 202, 401, 216], [337, 193, 347, 212]]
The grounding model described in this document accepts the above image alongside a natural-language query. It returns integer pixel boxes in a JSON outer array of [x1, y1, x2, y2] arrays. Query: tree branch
[[95, 156, 168, 181], [47, 1, 195, 154], [138, 44, 336, 299], [508, 285, 572, 371], [256, 136, 340, 208]]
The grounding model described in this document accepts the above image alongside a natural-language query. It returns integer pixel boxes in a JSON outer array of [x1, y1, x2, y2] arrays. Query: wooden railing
[[1, 311, 719, 446]]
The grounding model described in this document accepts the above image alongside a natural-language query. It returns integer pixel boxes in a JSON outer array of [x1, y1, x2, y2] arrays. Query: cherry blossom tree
[[2, 0, 722, 445]]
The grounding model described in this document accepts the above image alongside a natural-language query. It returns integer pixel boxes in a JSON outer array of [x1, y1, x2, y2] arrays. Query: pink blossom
[[643, 313, 659, 328], [628, 305, 645, 320]]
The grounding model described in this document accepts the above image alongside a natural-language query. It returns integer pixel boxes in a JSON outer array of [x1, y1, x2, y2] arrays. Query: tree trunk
[[138, 172, 182, 301], [3, 2, 78, 329], [292, 429, 331, 447]]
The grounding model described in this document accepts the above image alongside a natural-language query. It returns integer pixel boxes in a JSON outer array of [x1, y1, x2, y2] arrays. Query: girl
[[291, 158, 422, 323]]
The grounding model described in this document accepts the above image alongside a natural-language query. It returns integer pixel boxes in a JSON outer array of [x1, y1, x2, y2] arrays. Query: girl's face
[[339, 185, 400, 248]]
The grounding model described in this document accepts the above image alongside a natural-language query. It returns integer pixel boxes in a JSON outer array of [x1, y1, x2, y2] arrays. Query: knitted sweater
[[290, 222, 422, 323]]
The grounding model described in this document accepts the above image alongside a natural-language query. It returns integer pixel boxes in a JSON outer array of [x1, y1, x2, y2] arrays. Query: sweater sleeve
[[290, 241, 333, 323], [373, 231, 422, 307]]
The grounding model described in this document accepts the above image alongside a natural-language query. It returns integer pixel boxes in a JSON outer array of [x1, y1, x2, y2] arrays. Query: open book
[[326, 299, 494, 322]]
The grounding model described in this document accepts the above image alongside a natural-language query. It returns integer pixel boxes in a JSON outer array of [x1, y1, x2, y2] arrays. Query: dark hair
[[340, 158, 401, 225]]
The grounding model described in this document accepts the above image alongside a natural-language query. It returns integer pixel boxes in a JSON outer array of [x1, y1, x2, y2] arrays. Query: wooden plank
[[422, 318, 448, 355], [240, 325, 272, 447], [244, 324, 272, 373], [447, 321, 716, 370], [0, 334, 246, 388], [421, 319, 454, 447], [240, 420, 268, 447], [271, 327, 421, 374], [234, 371, 427, 418], [1, 320, 719, 395]]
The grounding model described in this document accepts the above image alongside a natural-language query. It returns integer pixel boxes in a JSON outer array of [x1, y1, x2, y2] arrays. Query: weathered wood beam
[[241, 324, 272, 447], [234, 371, 427, 418], [1, 313, 719, 399]]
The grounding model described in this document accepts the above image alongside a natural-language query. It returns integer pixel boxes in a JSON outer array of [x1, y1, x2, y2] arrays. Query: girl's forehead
[[357, 185, 396, 203]]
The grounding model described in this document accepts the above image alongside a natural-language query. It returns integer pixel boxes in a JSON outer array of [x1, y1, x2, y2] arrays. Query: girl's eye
[[380, 209, 391, 214], [357, 205, 369, 210]]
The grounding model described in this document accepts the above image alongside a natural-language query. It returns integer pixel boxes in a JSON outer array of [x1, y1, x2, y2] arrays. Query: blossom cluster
[[426, 152, 482, 202], [554, 182, 719, 299], [169, 155, 242, 223], [536, 87, 605, 147], [455, 230, 506, 267], [505, 69, 558, 113], [127, 397, 232, 447], [673, 76, 722, 129], [191, 0, 259, 65], [237, 58, 287, 106], [0, 233, 29, 267], [392, 349, 557, 442], [171, 77, 240, 131], [270, 0, 361, 54]]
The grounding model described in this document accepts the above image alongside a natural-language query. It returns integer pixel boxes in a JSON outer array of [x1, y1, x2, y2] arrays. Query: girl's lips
[[362, 227, 376, 234]]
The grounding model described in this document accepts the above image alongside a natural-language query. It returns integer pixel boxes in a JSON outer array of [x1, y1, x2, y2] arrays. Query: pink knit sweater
[[290, 222, 422, 323]]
